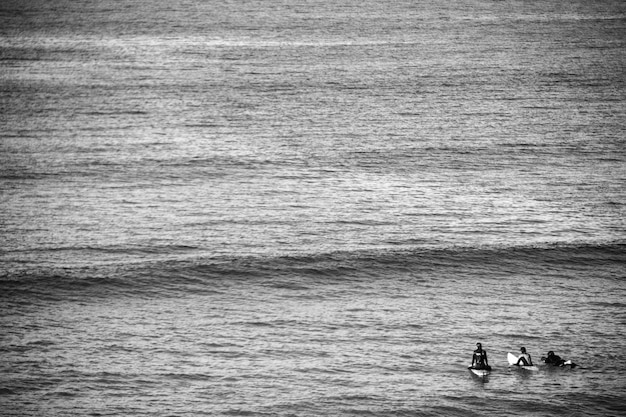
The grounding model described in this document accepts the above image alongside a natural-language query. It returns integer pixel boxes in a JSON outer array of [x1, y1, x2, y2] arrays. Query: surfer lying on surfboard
[[516, 347, 533, 366], [470, 342, 491, 370], [542, 351, 577, 367], [542, 351, 564, 366]]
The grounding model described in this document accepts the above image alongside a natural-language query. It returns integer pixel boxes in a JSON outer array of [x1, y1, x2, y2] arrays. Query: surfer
[[516, 347, 533, 366], [542, 351, 565, 366], [471, 343, 490, 370], [542, 351, 576, 367]]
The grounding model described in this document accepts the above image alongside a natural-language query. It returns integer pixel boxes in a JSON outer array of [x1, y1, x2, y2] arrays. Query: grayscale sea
[[1, 0, 625, 416]]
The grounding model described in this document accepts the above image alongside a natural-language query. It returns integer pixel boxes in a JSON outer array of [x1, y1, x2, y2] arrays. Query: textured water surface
[[1, 0, 625, 416]]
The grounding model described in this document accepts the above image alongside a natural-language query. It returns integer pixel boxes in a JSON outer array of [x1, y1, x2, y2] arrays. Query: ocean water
[[1, 0, 625, 416]]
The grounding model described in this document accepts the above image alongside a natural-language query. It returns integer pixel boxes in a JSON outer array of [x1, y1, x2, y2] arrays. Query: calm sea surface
[[1, 1, 625, 416]]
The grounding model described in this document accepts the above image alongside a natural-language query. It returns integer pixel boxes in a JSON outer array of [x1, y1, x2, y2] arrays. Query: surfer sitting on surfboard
[[471, 343, 490, 370], [516, 347, 533, 366]]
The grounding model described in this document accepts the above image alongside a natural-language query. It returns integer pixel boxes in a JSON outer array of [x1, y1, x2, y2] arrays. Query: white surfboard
[[468, 366, 490, 377], [508, 352, 539, 371]]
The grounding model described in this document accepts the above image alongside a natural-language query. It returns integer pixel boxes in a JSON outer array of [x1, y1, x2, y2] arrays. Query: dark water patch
[[160, 372, 214, 382], [44, 390, 79, 397], [266, 280, 311, 291], [0, 46, 94, 61], [80, 110, 149, 116]]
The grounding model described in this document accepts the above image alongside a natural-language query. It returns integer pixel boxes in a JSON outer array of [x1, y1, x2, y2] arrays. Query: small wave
[[2, 241, 622, 300]]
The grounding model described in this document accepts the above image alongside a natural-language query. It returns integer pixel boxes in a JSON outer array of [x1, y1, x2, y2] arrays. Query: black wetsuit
[[545, 354, 564, 366], [472, 349, 489, 369]]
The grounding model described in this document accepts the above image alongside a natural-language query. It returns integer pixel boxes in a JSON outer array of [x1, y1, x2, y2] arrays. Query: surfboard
[[468, 366, 491, 377], [562, 360, 577, 368], [508, 352, 539, 371]]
